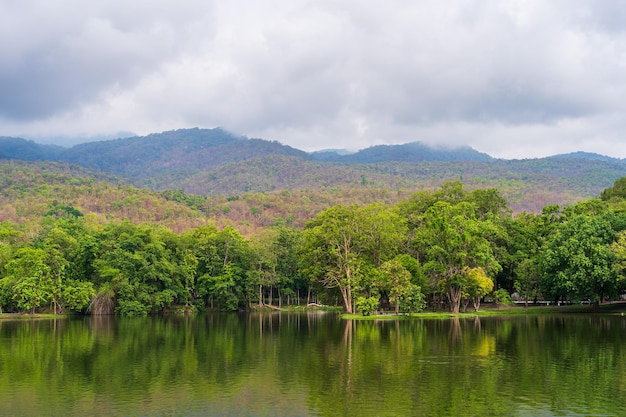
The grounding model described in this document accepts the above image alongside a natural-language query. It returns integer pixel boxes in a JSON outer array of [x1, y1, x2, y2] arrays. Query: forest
[[2, 169, 626, 316], [4, 129, 626, 216]]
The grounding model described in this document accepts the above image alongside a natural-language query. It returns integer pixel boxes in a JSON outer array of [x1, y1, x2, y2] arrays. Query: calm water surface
[[0, 312, 624, 416]]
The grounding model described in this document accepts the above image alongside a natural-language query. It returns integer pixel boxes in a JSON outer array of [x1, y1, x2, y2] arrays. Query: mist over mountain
[[1, 127, 498, 174], [2, 127, 622, 167]]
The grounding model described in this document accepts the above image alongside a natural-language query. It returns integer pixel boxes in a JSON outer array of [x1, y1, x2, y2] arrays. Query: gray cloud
[[2, 0, 626, 158], [0, 1, 214, 119]]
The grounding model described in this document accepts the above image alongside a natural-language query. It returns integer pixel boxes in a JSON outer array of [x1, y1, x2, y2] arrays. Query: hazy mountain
[[314, 142, 494, 163], [0, 129, 495, 178], [0, 136, 65, 161], [58, 128, 310, 180], [547, 151, 625, 163], [309, 148, 355, 161]]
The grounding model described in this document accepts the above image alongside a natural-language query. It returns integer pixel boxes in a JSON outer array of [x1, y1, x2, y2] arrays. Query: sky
[[2, 0, 626, 159]]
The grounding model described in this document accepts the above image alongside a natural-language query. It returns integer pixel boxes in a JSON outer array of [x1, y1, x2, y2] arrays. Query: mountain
[[59, 128, 310, 179], [313, 142, 493, 163], [547, 151, 624, 163], [1, 128, 626, 220], [0, 136, 65, 161], [309, 148, 355, 161], [0, 130, 496, 170]]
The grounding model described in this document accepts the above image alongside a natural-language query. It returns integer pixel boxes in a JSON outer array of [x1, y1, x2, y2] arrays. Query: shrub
[[356, 296, 379, 316]]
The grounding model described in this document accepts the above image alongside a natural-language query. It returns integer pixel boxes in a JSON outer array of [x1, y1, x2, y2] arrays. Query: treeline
[[2, 179, 626, 316]]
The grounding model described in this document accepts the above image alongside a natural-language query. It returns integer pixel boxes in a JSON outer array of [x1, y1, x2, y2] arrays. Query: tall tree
[[414, 201, 501, 313], [301, 205, 363, 313], [464, 267, 494, 312], [1, 247, 53, 313], [301, 204, 405, 313], [379, 258, 412, 314], [542, 210, 625, 306]]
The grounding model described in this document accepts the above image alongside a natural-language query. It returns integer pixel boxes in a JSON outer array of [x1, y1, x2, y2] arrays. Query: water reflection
[[0, 313, 624, 416]]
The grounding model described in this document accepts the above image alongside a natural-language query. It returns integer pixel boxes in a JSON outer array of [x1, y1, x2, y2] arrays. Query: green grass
[[342, 302, 626, 320], [0, 313, 68, 320]]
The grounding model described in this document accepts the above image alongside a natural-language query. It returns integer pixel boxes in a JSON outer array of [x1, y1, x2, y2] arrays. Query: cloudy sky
[[2, 0, 626, 158]]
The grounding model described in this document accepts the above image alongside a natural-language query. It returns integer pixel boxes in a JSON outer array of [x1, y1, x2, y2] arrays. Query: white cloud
[[3, 0, 626, 158]]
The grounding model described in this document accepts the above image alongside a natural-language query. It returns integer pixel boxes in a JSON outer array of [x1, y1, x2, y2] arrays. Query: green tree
[[301, 205, 364, 313], [40, 220, 96, 314], [356, 295, 379, 316], [2, 247, 53, 313], [395, 253, 427, 292], [503, 211, 551, 306], [301, 204, 405, 313], [398, 284, 426, 314], [415, 201, 501, 313], [541, 211, 624, 306], [274, 227, 303, 305], [601, 177, 626, 202], [379, 258, 412, 314], [188, 225, 252, 310], [514, 258, 540, 308], [463, 267, 494, 312], [92, 221, 180, 315]]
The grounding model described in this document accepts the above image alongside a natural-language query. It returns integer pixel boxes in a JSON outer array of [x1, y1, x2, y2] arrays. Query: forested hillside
[[0, 137, 64, 160], [60, 129, 310, 180], [1, 128, 625, 218], [0, 161, 204, 233]]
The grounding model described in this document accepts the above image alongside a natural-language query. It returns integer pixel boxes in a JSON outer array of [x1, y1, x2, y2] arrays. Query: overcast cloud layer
[[2, 0, 626, 158]]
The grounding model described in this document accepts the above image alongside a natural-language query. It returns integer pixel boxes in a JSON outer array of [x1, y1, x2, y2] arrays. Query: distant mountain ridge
[[0, 136, 65, 161], [331, 142, 493, 163], [547, 151, 624, 162], [3, 127, 624, 166], [1, 128, 501, 179], [1, 127, 626, 216]]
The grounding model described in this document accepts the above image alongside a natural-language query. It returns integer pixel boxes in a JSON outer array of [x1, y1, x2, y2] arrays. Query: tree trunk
[[448, 285, 462, 314], [340, 285, 353, 314], [472, 296, 480, 312]]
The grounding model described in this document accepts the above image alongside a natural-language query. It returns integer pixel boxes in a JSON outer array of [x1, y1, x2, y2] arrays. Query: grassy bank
[[0, 313, 68, 320], [342, 301, 626, 320]]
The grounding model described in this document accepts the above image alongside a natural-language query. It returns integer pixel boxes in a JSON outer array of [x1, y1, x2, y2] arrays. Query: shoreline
[[341, 301, 626, 320]]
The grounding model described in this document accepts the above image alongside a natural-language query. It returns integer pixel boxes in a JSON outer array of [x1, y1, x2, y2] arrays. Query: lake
[[0, 312, 624, 416]]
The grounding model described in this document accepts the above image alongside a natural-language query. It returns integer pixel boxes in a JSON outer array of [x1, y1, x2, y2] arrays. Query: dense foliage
[[2, 173, 626, 316]]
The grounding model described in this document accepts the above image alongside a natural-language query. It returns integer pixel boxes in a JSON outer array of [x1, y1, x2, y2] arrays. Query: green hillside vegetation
[[167, 157, 624, 235], [0, 160, 204, 233]]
